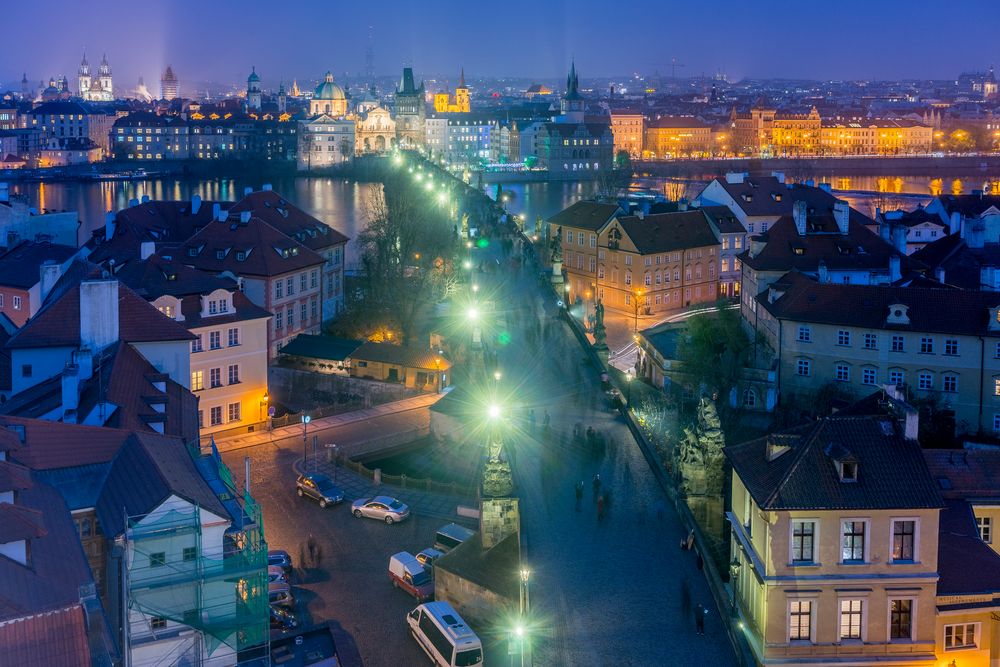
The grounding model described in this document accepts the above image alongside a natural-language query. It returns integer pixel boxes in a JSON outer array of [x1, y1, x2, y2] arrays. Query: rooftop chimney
[[818, 261, 829, 283], [128, 198, 139, 208], [243, 186, 253, 196], [833, 200, 850, 235], [104, 211, 116, 241], [39, 260, 63, 304], [191, 194, 202, 215], [262, 183, 273, 192], [140, 195, 150, 204], [212, 202, 222, 221], [725, 172, 747, 184], [770, 171, 785, 184], [891, 225, 907, 253], [74, 348, 93, 381], [79, 280, 119, 353], [935, 267, 946, 283], [793, 200, 808, 236], [240, 211, 251, 224], [818, 183, 832, 193], [889, 254, 901, 282], [61, 363, 79, 416], [140, 241, 155, 260]]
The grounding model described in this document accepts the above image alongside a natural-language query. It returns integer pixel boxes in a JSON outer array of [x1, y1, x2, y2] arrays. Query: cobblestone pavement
[[484, 249, 737, 666]]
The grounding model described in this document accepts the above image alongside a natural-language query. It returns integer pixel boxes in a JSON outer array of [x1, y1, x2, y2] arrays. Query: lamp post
[[729, 557, 742, 617], [633, 288, 643, 333], [301, 414, 311, 468], [259, 392, 269, 421], [626, 369, 634, 408]]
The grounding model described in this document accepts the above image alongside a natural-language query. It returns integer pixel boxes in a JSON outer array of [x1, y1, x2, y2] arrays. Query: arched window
[[743, 387, 758, 408]]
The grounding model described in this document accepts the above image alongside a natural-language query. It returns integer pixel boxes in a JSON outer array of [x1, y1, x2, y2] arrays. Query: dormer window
[[188, 247, 198, 257], [839, 461, 858, 482], [236, 251, 246, 261], [215, 250, 225, 260]]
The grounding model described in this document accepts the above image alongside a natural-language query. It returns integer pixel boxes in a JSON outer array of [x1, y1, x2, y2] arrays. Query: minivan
[[389, 552, 434, 601], [407, 601, 483, 667], [434, 523, 475, 552]]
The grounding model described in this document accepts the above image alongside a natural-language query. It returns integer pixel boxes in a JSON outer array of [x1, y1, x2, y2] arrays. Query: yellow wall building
[[643, 116, 714, 158], [609, 111, 645, 158], [726, 412, 943, 666], [433, 70, 471, 113]]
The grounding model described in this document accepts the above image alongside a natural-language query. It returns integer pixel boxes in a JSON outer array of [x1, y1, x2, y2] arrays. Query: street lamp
[[301, 414, 311, 468], [626, 369, 634, 408], [633, 288, 643, 333], [730, 557, 742, 617], [259, 392, 269, 421]]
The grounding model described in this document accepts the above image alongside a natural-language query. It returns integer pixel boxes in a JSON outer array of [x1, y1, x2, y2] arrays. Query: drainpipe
[[979, 336, 986, 435]]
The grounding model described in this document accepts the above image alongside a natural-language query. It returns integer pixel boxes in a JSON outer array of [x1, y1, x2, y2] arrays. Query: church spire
[[459, 67, 466, 89]]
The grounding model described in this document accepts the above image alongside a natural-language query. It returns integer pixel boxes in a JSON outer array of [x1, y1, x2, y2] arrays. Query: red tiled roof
[[923, 449, 1000, 499], [5, 419, 132, 470], [0, 502, 46, 543], [7, 280, 195, 350], [229, 190, 349, 251], [0, 605, 93, 667], [181, 215, 325, 278]]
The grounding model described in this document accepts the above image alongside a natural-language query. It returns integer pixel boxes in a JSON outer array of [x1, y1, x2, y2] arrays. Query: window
[[286, 277, 294, 296], [150, 616, 167, 631], [210, 368, 221, 388], [837, 330, 851, 346], [275, 311, 283, 329], [842, 520, 866, 562], [209, 331, 221, 350], [977, 516, 992, 543], [301, 303, 308, 323], [310, 270, 318, 288], [150, 552, 166, 568], [995, 341, 1000, 359], [864, 333, 878, 350], [791, 520, 815, 563], [625, 255, 632, 266], [287, 307, 294, 328], [183, 546, 197, 562], [889, 599, 912, 640], [918, 373, 933, 391], [943, 374, 957, 393], [892, 520, 916, 561], [944, 623, 978, 650], [228, 364, 239, 385], [191, 371, 204, 392], [210, 406, 223, 426], [12, 296, 21, 311], [228, 402, 241, 422], [275, 280, 283, 299], [836, 363, 850, 382], [797, 326, 811, 342], [589, 234, 597, 248], [919, 337, 934, 354], [889, 370, 904, 386], [208, 300, 218, 315], [839, 599, 863, 640], [624, 273, 632, 286], [944, 339, 958, 355], [891, 335, 905, 352], [300, 273, 307, 292], [789, 600, 812, 641], [227, 327, 239, 346], [862, 367, 877, 386], [797, 359, 811, 376], [191, 335, 203, 353], [311, 298, 318, 319]]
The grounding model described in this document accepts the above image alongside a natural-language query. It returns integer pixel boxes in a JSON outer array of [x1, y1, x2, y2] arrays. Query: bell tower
[[77, 53, 91, 98]]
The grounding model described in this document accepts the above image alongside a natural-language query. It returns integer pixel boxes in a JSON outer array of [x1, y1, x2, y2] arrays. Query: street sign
[[302, 415, 311, 424]]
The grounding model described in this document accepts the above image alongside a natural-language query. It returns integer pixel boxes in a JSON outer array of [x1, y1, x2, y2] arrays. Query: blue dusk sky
[[4, 0, 998, 87]]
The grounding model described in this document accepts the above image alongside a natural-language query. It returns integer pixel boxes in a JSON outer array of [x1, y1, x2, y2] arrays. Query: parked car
[[389, 552, 434, 601], [434, 523, 475, 552], [268, 550, 293, 577], [269, 606, 298, 632], [416, 548, 445, 571], [351, 495, 410, 524], [296, 473, 345, 508], [268, 565, 288, 584], [268, 581, 296, 609]]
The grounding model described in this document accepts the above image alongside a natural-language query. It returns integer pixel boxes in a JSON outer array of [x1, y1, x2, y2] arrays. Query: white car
[[351, 495, 410, 524]]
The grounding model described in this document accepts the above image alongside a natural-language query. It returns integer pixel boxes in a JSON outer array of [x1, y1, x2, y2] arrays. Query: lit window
[[791, 520, 815, 563], [191, 371, 204, 392], [944, 623, 978, 650], [841, 520, 866, 562], [789, 600, 812, 641], [978, 516, 992, 543], [889, 599, 912, 640], [839, 599, 863, 640], [892, 520, 916, 561]]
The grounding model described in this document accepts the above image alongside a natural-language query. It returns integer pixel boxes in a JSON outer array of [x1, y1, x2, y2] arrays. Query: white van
[[434, 523, 475, 552], [407, 601, 483, 667]]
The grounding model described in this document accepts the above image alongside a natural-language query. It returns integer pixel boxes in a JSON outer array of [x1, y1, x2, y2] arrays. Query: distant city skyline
[[5, 0, 999, 89]]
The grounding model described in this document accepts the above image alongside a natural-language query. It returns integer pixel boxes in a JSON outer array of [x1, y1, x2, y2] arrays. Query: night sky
[[6, 0, 998, 87]]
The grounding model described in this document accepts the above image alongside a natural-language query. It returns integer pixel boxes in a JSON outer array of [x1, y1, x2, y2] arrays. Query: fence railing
[[268, 399, 366, 430], [338, 456, 477, 498]]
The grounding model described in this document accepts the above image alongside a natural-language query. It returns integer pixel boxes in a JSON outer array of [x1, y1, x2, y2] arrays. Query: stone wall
[[480, 497, 519, 550], [433, 568, 512, 628], [268, 366, 416, 412]]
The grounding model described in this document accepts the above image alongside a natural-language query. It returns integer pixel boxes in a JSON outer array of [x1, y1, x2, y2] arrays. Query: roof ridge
[[762, 420, 823, 507]]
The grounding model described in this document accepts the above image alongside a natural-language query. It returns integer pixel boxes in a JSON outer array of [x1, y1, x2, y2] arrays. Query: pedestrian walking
[[543, 410, 551, 429], [680, 578, 692, 619], [597, 493, 605, 522], [306, 534, 317, 567], [574, 481, 583, 511], [592, 473, 601, 497], [696, 551, 704, 571], [695, 603, 706, 635], [686, 529, 695, 551]]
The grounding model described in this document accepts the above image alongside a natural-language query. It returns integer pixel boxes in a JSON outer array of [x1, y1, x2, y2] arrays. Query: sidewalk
[[214, 393, 443, 453]]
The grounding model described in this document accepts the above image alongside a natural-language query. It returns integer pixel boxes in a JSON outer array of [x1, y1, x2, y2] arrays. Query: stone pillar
[[550, 260, 564, 285], [480, 497, 520, 550]]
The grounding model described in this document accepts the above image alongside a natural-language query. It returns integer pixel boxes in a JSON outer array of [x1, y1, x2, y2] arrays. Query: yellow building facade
[[433, 70, 470, 113], [609, 112, 644, 158], [643, 117, 714, 157]]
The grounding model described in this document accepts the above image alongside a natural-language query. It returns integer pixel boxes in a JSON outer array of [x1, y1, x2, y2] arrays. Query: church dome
[[248, 67, 260, 83], [314, 71, 345, 101]]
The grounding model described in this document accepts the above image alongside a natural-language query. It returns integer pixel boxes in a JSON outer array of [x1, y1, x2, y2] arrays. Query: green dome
[[314, 71, 345, 100]]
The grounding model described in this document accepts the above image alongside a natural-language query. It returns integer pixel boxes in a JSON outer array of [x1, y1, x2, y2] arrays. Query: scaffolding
[[122, 446, 268, 665]]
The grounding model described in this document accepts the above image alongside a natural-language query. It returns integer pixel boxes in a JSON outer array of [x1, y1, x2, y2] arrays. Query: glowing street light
[[487, 404, 501, 419], [467, 306, 479, 321], [463, 260, 472, 269], [437, 192, 448, 204], [472, 283, 479, 293]]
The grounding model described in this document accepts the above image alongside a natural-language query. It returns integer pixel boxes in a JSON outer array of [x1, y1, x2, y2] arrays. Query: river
[[8, 170, 1000, 254]]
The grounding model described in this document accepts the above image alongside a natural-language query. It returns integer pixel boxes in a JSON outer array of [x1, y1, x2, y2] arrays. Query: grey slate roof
[[614, 210, 720, 255], [279, 334, 363, 361], [725, 416, 943, 511], [96, 433, 230, 538], [546, 201, 621, 232]]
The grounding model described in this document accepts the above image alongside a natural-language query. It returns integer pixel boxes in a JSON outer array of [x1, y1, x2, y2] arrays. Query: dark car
[[268, 550, 293, 577], [296, 473, 345, 508], [270, 606, 298, 633]]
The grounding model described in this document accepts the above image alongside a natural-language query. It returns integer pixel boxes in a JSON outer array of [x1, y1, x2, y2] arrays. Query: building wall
[[644, 124, 713, 157], [610, 113, 644, 157], [264, 267, 324, 358], [297, 118, 355, 170], [730, 476, 939, 664], [131, 340, 192, 390], [0, 286, 31, 326]]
